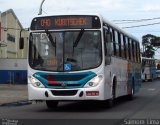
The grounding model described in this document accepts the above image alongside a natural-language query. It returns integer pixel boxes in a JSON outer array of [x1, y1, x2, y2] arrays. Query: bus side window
[[103, 28, 107, 55], [128, 38, 131, 61], [134, 42, 137, 63], [123, 35, 127, 59], [108, 27, 113, 55], [130, 39, 133, 62], [120, 33, 124, 58], [114, 30, 119, 57], [132, 40, 135, 62], [109, 28, 113, 42], [125, 37, 129, 60], [112, 29, 116, 56], [103, 27, 109, 55], [118, 32, 122, 57]]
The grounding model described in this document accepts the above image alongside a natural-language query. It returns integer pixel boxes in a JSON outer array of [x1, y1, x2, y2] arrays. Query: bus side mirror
[[19, 37, 24, 49]]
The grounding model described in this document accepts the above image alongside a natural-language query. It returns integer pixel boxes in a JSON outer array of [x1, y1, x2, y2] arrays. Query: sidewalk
[[0, 84, 28, 106]]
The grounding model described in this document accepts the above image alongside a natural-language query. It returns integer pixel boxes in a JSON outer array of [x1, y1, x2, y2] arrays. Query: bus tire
[[46, 100, 58, 110], [127, 79, 134, 101], [108, 78, 116, 108]]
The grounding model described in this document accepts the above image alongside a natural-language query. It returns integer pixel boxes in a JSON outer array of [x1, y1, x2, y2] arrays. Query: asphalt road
[[0, 79, 160, 125]]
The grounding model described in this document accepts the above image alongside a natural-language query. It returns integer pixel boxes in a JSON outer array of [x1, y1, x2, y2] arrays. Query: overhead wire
[[111, 16, 160, 29], [113, 17, 160, 22], [122, 22, 160, 29]]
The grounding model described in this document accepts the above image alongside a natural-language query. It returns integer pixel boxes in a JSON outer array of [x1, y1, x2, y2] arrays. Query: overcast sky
[[1, 0, 160, 57]]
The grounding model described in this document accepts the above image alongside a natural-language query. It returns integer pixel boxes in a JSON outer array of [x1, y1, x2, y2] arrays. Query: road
[[0, 79, 160, 125]]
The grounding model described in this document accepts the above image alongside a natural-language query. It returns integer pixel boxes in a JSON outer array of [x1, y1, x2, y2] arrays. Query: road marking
[[141, 88, 156, 91], [148, 88, 156, 91]]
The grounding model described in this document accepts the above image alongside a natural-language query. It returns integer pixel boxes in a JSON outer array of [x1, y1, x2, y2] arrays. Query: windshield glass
[[29, 30, 102, 72]]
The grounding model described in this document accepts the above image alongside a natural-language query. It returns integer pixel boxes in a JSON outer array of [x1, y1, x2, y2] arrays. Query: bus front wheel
[[46, 100, 58, 110], [108, 79, 116, 108]]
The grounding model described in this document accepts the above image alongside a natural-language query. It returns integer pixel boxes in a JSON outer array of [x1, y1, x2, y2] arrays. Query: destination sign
[[31, 15, 101, 30]]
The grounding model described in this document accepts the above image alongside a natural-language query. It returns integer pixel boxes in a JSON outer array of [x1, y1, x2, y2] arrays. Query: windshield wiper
[[45, 30, 56, 55], [73, 29, 84, 48]]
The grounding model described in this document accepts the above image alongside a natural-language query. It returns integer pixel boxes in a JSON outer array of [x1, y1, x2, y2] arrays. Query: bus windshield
[[29, 30, 102, 72]]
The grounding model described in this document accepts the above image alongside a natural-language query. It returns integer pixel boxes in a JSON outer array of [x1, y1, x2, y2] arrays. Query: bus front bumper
[[28, 83, 104, 101]]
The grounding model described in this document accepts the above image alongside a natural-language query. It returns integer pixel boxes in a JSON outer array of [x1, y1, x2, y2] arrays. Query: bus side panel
[[105, 57, 141, 99], [109, 57, 129, 98], [104, 65, 112, 100], [131, 62, 141, 94]]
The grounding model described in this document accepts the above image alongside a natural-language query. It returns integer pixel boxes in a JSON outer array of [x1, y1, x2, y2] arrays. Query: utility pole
[[38, 0, 45, 15]]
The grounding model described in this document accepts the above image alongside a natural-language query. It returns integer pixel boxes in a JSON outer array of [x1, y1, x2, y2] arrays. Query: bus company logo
[[61, 83, 67, 87]]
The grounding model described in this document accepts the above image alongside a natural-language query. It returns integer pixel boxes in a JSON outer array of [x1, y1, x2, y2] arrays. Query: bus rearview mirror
[[19, 38, 24, 49]]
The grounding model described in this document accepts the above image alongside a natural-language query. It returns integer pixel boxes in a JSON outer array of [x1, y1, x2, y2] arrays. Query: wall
[[0, 59, 27, 84]]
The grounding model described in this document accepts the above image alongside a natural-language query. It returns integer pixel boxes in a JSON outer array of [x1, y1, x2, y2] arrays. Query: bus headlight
[[84, 75, 103, 88], [29, 76, 45, 88]]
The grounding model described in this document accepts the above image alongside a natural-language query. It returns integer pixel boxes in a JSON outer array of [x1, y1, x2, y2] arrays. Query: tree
[[152, 37, 160, 47], [142, 34, 158, 58]]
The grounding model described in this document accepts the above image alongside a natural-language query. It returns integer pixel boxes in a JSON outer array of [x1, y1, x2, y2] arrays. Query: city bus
[[142, 57, 157, 81], [156, 61, 160, 78], [25, 14, 141, 109]]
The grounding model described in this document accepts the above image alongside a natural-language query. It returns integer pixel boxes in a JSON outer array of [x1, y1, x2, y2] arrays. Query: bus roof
[[32, 13, 139, 41], [102, 17, 139, 42]]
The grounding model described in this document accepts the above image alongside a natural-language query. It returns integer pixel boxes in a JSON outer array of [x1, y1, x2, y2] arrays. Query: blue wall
[[0, 70, 27, 84]]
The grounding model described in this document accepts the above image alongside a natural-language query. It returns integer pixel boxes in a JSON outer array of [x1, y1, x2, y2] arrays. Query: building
[[0, 9, 28, 84], [0, 9, 28, 59], [0, 11, 8, 49], [0, 11, 1, 42]]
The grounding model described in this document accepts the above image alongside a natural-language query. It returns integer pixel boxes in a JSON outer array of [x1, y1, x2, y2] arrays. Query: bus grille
[[51, 90, 78, 96], [48, 84, 81, 87]]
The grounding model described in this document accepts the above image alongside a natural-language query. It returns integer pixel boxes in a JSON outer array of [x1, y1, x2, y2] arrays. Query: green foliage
[[152, 37, 160, 46], [142, 34, 156, 46], [142, 34, 160, 58]]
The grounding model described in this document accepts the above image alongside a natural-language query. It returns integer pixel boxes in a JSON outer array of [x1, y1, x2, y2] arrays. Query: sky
[[1, 0, 160, 58]]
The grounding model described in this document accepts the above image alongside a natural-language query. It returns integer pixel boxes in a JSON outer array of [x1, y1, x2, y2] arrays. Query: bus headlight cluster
[[84, 75, 103, 88], [29, 75, 45, 88]]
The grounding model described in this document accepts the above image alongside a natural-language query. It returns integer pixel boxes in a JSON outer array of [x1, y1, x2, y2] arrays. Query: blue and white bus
[[26, 14, 141, 109], [142, 57, 157, 81], [156, 62, 160, 78]]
